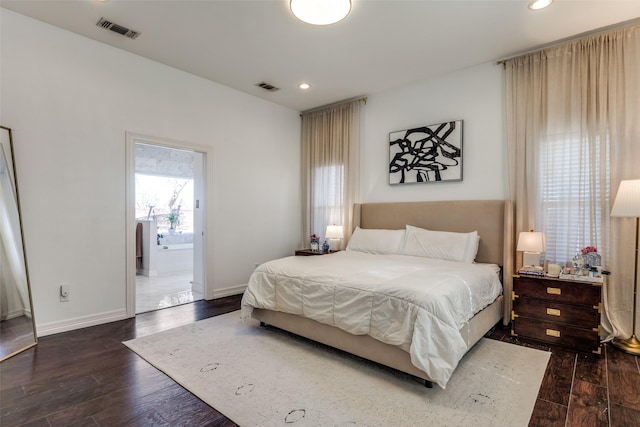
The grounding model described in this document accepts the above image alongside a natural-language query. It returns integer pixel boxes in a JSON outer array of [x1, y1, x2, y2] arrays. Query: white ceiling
[[2, 1, 639, 112]]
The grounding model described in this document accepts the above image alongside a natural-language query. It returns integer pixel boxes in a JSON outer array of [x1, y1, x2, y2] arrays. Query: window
[[311, 164, 344, 239], [135, 174, 194, 233], [537, 132, 610, 264], [301, 98, 363, 246]]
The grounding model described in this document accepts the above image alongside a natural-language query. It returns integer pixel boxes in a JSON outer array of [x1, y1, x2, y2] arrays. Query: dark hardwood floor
[[486, 325, 640, 427], [1, 297, 240, 427], [1, 294, 639, 426]]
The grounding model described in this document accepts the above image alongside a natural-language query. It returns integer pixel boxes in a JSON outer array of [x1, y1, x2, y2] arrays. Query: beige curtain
[[505, 24, 640, 340], [301, 98, 364, 249]]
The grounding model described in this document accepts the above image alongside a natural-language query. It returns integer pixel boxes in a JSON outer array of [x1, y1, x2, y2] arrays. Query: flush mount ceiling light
[[298, 83, 311, 90], [290, 0, 351, 25], [528, 0, 553, 10]]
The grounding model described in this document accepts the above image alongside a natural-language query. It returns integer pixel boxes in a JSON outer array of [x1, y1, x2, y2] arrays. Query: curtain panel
[[301, 99, 363, 249], [505, 24, 640, 340]]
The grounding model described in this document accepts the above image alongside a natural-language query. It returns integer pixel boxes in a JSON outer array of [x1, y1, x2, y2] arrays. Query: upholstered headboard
[[353, 200, 514, 324]]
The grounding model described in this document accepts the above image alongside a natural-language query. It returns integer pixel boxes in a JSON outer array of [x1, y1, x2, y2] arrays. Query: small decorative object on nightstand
[[580, 245, 601, 269], [511, 274, 602, 355], [310, 233, 320, 251]]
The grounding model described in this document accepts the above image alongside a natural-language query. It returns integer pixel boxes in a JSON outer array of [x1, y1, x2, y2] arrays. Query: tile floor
[[135, 271, 203, 314]]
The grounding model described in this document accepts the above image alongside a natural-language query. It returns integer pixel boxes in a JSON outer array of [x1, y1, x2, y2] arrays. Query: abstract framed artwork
[[389, 120, 463, 184]]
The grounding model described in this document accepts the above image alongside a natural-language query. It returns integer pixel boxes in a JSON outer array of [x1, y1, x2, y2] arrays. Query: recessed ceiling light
[[528, 0, 553, 10], [298, 83, 311, 90], [290, 0, 351, 26]]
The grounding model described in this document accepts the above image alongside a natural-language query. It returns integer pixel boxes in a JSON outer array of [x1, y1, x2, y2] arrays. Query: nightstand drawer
[[513, 298, 599, 327], [512, 318, 600, 354], [513, 276, 600, 306]]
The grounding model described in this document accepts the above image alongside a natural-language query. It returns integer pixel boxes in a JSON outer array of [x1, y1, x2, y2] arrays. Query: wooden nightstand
[[511, 274, 602, 355], [295, 249, 332, 256]]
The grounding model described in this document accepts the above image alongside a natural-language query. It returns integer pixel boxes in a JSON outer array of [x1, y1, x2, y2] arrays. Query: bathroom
[[134, 143, 204, 313]]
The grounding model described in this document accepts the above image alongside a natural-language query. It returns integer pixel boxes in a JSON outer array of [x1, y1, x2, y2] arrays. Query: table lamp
[[325, 225, 344, 251], [517, 230, 545, 268]]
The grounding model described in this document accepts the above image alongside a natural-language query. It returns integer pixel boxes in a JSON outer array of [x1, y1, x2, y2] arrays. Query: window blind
[[537, 133, 610, 265]]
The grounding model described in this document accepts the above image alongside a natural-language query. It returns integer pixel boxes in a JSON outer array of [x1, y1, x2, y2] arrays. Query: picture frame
[[389, 120, 463, 184]]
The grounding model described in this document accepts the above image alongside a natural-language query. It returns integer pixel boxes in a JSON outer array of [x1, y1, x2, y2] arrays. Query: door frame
[[125, 132, 214, 318]]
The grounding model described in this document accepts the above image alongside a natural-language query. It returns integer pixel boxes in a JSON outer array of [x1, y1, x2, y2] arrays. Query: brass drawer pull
[[546, 329, 561, 338], [547, 287, 561, 295], [546, 308, 561, 316]]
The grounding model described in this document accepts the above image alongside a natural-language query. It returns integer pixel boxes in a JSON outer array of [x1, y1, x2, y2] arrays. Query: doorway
[[125, 134, 210, 316]]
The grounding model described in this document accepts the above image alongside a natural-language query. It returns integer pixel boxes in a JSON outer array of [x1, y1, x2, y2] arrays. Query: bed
[[241, 200, 514, 388]]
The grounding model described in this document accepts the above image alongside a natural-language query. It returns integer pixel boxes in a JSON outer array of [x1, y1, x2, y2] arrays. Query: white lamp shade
[[325, 225, 344, 239], [611, 179, 640, 217], [516, 231, 546, 253], [290, 0, 351, 25]]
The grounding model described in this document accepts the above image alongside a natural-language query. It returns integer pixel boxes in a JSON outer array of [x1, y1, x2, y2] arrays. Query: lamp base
[[522, 251, 541, 267], [612, 334, 640, 356]]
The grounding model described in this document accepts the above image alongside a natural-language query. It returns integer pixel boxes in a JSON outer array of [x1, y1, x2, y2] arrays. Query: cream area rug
[[123, 311, 550, 427]]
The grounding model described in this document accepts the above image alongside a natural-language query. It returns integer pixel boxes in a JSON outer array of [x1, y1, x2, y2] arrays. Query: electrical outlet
[[60, 284, 69, 302]]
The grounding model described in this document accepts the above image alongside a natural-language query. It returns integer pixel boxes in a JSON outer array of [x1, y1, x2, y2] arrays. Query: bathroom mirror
[[0, 125, 37, 361]]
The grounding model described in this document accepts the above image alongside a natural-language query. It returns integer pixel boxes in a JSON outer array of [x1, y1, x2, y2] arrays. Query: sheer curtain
[[505, 24, 640, 340], [301, 98, 364, 249]]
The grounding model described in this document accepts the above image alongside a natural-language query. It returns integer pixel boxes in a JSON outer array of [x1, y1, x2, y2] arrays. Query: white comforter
[[241, 251, 502, 388]]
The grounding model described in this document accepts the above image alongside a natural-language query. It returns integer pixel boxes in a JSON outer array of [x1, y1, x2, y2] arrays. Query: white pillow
[[401, 225, 479, 263], [346, 227, 406, 255], [465, 234, 481, 263]]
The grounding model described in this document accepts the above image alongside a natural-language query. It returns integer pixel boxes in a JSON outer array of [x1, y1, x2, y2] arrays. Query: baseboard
[[212, 284, 246, 299], [36, 308, 128, 337], [36, 286, 244, 336]]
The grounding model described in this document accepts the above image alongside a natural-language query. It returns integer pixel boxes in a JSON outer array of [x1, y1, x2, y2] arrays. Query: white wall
[[1, 10, 508, 335], [0, 10, 301, 334], [361, 62, 507, 202]]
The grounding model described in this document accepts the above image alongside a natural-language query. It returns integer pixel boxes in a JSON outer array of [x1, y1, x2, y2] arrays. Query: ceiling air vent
[[96, 17, 140, 40], [256, 82, 280, 92]]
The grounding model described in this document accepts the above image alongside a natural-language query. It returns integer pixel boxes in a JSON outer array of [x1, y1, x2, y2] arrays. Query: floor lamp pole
[[612, 216, 640, 355]]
